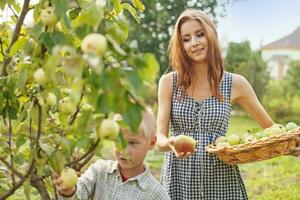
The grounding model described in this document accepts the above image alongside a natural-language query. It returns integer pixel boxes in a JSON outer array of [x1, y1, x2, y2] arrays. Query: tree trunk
[[30, 173, 51, 200]]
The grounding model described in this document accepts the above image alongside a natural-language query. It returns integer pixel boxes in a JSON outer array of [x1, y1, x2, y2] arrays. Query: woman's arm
[[231, 74, 274, 129], [156, 73, 173, 152]]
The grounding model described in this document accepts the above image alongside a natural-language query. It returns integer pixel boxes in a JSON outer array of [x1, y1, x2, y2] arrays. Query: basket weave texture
[[206, 129, 300, 165]]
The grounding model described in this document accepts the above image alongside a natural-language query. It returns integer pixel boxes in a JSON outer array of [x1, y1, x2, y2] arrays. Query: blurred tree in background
[[263, 61, 300, 123], [225, 41, 270, 101]]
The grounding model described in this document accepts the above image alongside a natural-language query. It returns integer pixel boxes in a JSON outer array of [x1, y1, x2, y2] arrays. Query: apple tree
[[0, 0, 159, 199]]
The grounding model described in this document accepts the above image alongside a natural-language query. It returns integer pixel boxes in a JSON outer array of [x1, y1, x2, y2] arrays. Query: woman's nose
[[192, 38, 200, 47]]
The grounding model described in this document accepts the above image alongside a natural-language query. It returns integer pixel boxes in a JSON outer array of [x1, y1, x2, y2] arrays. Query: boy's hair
[[114, 108, 156, 138], [138, 108, 156, 138]]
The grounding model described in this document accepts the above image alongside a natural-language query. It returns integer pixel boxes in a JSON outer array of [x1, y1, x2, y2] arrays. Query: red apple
[[173, 135, 196, 153]]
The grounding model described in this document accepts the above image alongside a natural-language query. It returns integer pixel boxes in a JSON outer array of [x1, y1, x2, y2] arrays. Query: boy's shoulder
[[141, 170, 170, 199], [92, 159, 118, 174]]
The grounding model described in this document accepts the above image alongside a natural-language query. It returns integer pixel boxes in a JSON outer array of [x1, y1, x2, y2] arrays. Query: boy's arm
[[58, 160, 104, 200]]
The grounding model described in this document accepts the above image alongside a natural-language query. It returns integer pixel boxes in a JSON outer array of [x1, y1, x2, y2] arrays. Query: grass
[[146, 114, 300, 200]]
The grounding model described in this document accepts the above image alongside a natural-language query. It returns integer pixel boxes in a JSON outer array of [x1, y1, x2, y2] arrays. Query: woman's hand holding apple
[[169, 135, 197, 159]]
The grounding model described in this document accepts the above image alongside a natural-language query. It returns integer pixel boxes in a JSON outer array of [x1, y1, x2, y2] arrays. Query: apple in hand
[[60, 168, 78, 188], [41, 7, 58, 26], [173, 135, 196, 153], [81, 33, 107, 56], [97, 119, 120, 140], [286, 122, 297, 132]]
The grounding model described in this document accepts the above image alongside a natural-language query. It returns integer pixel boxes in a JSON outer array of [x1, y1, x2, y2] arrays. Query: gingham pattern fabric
[[160, 72, 248, 200], [58, 159, 170, 200]]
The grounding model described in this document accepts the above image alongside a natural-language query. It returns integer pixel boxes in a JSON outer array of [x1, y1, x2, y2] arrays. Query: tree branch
[[0, 157, 24, 180], [7, 4, 19, 19], [0, 159, 36, 200], [68, 139, 100, 168], [1, 0, 31, 76]]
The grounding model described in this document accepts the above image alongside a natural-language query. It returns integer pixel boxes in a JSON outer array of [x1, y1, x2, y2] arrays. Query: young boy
[[53, 109, 170, 200]]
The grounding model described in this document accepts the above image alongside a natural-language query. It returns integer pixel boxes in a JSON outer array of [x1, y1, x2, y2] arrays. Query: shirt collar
[[105, 161, 150, 190]]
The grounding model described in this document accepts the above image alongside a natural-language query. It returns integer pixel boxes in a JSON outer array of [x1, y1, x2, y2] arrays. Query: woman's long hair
[[168, 9, 224, 101]]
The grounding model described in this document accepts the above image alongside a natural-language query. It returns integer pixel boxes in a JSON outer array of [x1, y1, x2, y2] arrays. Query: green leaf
[[23, 180, 32, 200], [138, 53, 159, 83], [75, 136, 90, 149], [105, 34, 127, 56], [52, 0, 71, 28], [39, 32, 55, 50], [68, 7, 81, 20], [17, 69, 28, 89], [132, 0, 145, 12], [122, 3, 141, 23], [123, 99, 142, 133], [51, 31, 68, 45], [9, 37, 27, 56], [49, 151, 65, 173], [107, 20, 129, 44], [114, 132, 127, 153], [40, 143, 56, 156], [27, 22, 44, 40], [0, 1, 6, 10], [112, 0, 122, 14]]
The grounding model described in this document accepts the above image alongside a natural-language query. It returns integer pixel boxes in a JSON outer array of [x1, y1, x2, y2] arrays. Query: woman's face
[[180, 19, 208, 64]]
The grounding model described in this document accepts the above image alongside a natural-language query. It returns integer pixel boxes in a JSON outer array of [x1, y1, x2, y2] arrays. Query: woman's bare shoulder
[[231, 73, 249, 89], [159, 72, 175, 85]]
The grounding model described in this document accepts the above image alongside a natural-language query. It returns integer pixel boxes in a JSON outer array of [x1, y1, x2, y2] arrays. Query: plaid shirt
[[58, 159, 170, 200]]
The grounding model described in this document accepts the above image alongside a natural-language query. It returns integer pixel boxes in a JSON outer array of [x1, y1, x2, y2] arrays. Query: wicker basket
[[206, 129, 300, 165]]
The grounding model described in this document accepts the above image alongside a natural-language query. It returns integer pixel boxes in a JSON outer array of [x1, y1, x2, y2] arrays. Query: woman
[[156, 9, 275, 199]]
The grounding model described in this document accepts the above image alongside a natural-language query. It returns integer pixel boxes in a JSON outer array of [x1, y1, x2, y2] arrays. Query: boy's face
[[114, 130, 156, 171]]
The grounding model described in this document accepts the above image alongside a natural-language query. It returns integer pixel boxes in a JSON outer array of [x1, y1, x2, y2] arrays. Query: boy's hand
[[52, 172, 77, 197], [168, 136, 197, 159]]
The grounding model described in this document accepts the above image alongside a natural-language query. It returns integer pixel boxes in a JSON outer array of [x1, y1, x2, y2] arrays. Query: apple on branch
[[40, 7, 58, 26], [34, 68, 47, 85], [173, 134, 196, 153], [97, 119, 120, 140], [81, 33, 107, 56]]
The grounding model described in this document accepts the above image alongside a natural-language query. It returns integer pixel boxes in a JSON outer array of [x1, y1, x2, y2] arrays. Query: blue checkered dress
[[160, 72, 248, 200]]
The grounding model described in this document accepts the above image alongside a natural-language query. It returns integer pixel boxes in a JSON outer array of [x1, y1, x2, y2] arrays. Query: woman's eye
[[197, 32, 204, 37], [129, 141, 138, 145], [182, 37, 190, 42]]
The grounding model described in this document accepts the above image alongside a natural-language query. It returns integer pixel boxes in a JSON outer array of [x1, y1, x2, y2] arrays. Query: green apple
[[215, 136, 226, 145], [60, 168, 78, 188], [242, 134, 257, 143], [46, 92, 57, 106], [60, 97, 77, 114], [40, 7, 58, 26], [34, 68, 47, 85], [268, 126, 282, 136], [286, 122, 297, 132], [97, 119, 120, 140], [226, 134, 240, 146], [216, 142, 230, 149], [272, 124, 286, 133], [173, 135, 196, 153], [81, 33, 107, 56]]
